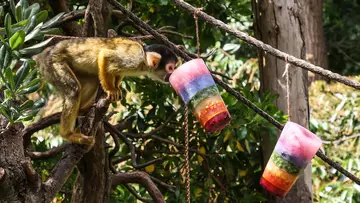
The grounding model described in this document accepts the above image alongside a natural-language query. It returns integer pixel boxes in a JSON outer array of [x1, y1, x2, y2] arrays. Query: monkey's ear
[[146, 52, 162, 69]]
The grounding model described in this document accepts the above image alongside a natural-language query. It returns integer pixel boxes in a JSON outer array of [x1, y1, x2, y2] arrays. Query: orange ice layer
[[260, 177, 287, 198], [193, 95, 228, 127], [262, 159, 299, 191]]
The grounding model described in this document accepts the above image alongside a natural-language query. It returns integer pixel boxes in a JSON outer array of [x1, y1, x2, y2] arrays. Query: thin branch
[[150, 176, 176, 192], [111, 171, 165, 203], [322, 133, 360, 144], [22, 158, 40, 184], [112, 155, 132, 164], [108, 127, 120, 159], [104, 121, 162, 169], [128, 110, 178, 138], [26, 144, 70, 160], [107, 0, 360, 185], [210, 70, 232, 80], [124, 184, 153, 203], [171, 0, 360, 90]]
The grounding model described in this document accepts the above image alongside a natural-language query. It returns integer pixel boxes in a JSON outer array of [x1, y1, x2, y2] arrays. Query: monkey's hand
[[106, 89, 122, 101]]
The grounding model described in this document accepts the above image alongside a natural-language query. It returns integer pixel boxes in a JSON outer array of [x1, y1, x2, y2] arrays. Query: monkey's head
[[144, 44, 178, 83]]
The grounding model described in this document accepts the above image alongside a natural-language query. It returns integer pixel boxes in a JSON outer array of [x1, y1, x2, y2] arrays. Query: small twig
[[124, 184, 153, 203], [112, 155, 132, 164], [127, 110, 178, 138], [26, 143, 70, 160], [108, 126, 120, 159], [210, 70, 232, 80], [104, 121, 162, 169], [111, 171, 165, 203], [150, 176, 177, 192], [322, 133, 360, 144]]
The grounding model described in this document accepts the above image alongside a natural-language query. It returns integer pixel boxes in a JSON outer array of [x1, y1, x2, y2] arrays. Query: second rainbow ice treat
[[260, 121, 322, 197], [169, 59, 231, 132]]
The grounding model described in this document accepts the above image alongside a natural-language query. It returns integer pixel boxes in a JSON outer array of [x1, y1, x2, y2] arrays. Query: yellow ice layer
[[193, 94, 227, 125], [262, 159, 299, 191]]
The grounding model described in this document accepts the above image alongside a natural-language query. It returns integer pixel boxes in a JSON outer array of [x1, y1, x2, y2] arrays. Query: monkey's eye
[[165, 63, 175, 73]]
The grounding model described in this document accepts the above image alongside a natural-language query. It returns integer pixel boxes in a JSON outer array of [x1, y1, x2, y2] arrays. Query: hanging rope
[[182, 8, 204, 203], [183, 104, 191, 203], [194, 8, 203, 58], [282, 56, 291, 120]]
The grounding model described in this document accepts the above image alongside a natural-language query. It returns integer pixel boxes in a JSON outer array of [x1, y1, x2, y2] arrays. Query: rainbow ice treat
[[169, 59, 231, 132], [260, 121, 322, 197]]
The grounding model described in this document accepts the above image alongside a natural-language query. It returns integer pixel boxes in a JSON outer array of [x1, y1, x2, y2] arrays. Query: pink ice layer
[[274, 121, 322, 167], [169, 58, 209, 93]]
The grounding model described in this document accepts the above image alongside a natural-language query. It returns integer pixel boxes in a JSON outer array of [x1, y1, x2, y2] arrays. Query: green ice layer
[[189, 85, 219, 109], [271, 152, 302, 175]]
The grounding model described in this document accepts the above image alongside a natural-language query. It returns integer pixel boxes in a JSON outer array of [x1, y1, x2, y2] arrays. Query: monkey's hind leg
[[51, 63, 95, 146]]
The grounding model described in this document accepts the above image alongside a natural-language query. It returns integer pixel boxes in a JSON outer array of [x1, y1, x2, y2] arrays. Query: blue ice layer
[[274, 144, 310, 168], [178, 74, 215, 104]]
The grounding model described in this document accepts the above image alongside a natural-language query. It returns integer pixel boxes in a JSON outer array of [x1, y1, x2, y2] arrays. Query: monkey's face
[[144, 44, 178, 83]]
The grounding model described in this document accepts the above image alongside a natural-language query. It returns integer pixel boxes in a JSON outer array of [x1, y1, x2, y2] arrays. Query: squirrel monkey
[[34, 38, 178, 145]]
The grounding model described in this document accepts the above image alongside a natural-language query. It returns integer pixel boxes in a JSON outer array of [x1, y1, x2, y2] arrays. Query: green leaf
[[11, 19, 29, 28], [20, 100, 34, 111], [15, 5, 23, 22], [0, 6, 4, 22], [24, 15, 37, 34], [35, 10, 48, 25], [9, 30, 25, 49], [33, 98, 45, 109], [19, 82, 40, 95], [5, 13, 12, 37], [3, 48, 12, 69], [42, 12, 65, 29], [236, 127, 248, 140], [10, 0, 16, 18], [39, 28, 62, 35], [25, 22, 42, 42], [19, 37, 53, 55], [15, 61, 30, 88], [19, 77, 40, 90], [25, 3, 40, 19], [0, 104, 12, 122], [0, 45, 6, 71], [4, 67, 15, 91]]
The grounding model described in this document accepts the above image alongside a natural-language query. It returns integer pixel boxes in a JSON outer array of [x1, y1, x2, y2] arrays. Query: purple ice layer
[[178, 74, 215, 104], [274, 122, 322, 168], [274, 144, 309, 167]]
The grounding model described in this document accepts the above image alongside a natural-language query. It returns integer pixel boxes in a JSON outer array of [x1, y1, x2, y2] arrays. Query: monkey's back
[[50, 38, 146, 75]]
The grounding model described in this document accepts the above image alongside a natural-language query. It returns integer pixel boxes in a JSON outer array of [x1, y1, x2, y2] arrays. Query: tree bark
[[302, 0, 328, 82], [252, 0, 312, 202]]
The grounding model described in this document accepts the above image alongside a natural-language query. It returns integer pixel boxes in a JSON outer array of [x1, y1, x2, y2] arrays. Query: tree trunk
[[302, 0, 328, 82], [252, 0, 312, 202], [0, 118, 43, 202]]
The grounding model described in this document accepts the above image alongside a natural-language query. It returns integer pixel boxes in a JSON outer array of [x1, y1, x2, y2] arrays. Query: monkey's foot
[[63, 132, 95, 146], [106, 89, 122, 101]]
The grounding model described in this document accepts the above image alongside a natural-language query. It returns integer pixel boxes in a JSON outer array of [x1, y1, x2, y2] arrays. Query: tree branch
[[124, 184, 153, 203], [26, 143, 70, 160], [42, 98, 109, 201], [111, 171, 165, 203]]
